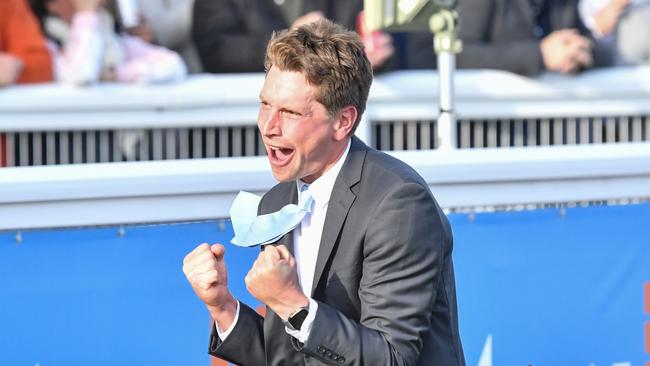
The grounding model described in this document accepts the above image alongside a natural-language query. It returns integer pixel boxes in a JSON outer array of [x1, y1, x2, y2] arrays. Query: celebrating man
[[183, 19, 465, 365]]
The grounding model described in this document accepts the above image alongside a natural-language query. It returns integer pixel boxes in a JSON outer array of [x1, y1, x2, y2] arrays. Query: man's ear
[[333, 105, 357, 141]]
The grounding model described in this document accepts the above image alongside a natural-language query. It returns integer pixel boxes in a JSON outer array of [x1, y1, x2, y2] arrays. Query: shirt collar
[[297, 138, 351, 209]]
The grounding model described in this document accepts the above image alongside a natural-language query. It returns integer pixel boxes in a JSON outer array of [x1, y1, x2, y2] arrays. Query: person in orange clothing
[[0, 0, 53, 86]]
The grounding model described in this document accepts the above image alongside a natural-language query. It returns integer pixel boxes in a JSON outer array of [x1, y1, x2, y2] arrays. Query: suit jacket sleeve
[[456, 0, 545, 76], [208, 302, 266, 366], [297, 182, 449, 365]]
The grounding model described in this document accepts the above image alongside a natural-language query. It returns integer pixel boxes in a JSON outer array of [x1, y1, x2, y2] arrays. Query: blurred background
[[1, 0, 650, 365]]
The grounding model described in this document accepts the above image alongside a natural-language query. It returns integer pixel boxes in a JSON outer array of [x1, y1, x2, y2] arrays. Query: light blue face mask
[[230, 188, 313, 247]]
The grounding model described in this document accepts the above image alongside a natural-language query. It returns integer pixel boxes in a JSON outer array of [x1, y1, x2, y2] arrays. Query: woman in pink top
[[29, 0, 187, 85]]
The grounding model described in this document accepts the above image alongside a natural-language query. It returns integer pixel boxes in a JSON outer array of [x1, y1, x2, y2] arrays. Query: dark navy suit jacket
[[210, 137, 465, 365]]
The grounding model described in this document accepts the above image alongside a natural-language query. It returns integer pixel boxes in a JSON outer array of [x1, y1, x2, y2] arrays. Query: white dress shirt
[[218, 139, 351, 343]]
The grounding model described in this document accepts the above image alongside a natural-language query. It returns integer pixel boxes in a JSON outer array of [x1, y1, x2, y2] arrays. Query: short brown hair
[[264, 19, 373, 132]]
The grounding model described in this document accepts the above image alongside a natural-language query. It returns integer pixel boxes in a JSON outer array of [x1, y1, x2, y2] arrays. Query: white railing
[[1, 142, 649, 230], [2, 67, 650, 230], [3, 67, 650, 129], [1, 67, 650, 167]]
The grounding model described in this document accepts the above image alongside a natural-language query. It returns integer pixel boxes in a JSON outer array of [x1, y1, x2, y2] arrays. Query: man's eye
[[283, 110, 300, 117]]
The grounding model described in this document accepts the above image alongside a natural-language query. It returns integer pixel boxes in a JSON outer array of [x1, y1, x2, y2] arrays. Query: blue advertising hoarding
[[1, 203, 648, 365]]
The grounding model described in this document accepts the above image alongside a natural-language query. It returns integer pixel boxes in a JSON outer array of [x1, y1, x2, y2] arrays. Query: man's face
[[258, 66, 344, 183]]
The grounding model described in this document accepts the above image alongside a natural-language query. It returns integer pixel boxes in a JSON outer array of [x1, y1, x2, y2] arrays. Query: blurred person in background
[[407, 0, 614, 76], [29, 0, 187, 85], [191, 0, 397, 73], [579, 0, 650, 65], [0, 0, 53, 86], [131, 0, 203, 72], [457, 0, 617, 76]]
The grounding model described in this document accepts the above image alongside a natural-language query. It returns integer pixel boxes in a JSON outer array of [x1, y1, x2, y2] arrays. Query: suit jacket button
[[337, 356, 345, 364], [325, 350, 333, 357], [317, 346, 326, 354]]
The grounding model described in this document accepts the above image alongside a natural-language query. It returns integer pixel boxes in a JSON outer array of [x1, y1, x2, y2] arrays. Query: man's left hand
[[245, 245, 309, 320]]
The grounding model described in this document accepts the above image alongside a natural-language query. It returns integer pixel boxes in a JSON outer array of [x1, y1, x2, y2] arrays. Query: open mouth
[[268, 145, 295, 166]]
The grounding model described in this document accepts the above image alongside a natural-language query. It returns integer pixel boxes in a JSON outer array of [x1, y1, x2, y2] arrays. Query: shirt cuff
[[284, 298, 318, 344], [215, 300, 240, 341]]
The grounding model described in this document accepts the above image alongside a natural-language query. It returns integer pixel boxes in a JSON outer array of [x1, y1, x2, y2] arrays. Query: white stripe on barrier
[[1, 142, 649, 230]]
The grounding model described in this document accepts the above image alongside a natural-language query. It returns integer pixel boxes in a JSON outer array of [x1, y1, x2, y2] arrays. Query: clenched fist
[[245, 245, 308, 320], [183, 243, 237, 330], [540, 29, 593, 74]]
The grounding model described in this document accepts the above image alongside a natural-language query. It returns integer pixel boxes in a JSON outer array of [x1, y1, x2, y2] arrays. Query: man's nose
[[260, 109, 281, 136]]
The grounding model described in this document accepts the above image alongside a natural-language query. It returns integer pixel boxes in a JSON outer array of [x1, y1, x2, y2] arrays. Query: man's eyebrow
[[280, 106, 303, 115]]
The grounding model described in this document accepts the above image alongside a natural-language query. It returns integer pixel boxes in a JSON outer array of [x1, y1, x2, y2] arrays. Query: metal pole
[[430, 10, 462, 150], [437, 50, 456, 150]]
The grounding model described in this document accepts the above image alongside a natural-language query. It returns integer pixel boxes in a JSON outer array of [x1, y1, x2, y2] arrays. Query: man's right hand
[[540, 29, 593, 74], [183, 243, 237, 330]]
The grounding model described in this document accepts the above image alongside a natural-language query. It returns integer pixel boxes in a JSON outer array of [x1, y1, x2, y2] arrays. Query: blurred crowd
[[2, 0, 649, 88]]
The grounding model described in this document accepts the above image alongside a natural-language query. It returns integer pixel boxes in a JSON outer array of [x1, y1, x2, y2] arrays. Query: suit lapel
[[310, 137, 366, 295], [283, 186, 299, 255]]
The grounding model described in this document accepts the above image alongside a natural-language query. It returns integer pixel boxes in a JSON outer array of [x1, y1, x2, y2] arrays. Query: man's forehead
[[265, 65, 315, 86], [260, 68, 316, 101]]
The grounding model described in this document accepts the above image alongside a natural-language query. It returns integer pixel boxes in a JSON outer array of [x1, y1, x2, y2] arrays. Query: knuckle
[[204, 270, 218, 283], [185, 270, 194, 280], [245, 271, 254, 284]]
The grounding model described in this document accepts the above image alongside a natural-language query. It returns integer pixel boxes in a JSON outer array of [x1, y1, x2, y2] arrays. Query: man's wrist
[[283, 298, 318, 343], [287, 303, 310, 330], [272, 292, 310, 320], [206, 295, 238, 330], [214, 300, 240, 340]]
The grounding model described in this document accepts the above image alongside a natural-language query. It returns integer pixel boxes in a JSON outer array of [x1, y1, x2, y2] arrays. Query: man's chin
[[270, 168, 297, 183]]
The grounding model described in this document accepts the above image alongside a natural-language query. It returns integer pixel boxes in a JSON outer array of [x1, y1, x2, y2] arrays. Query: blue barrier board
[[1, 203, 649, 365]]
